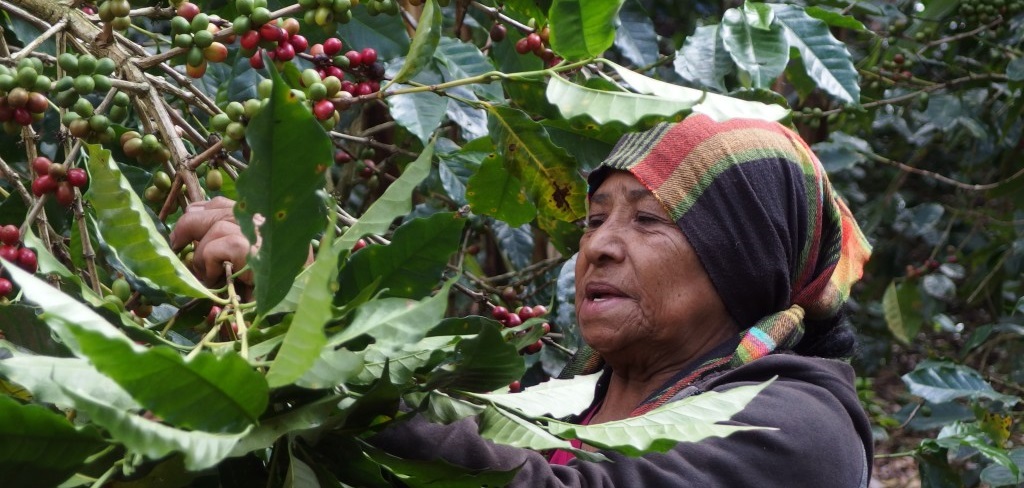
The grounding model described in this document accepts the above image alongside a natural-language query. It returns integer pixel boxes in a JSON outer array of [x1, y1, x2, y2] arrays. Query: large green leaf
[[295, 346, 365, 389], [936, 421, 1019, 478], [0, 396, 106, 488], [3, 264, 268, 433], [230, 393, 342, 455], [235, 60, 330, 317], [674, 24, 733, 92], [882, 280, 922, 344], [361, 441, 520, 488], [328, 279, 453, 353], [355, 336, 457, 385], [389, 0, 442, 85], [436, 137, 488, 206], [769, 4, 859, 104], [387, 62, 449, 145], [477, 405, 607, 462], [612, 0, 658, 69], [542, 119, 619, 172], [337, 212, 465, 303], [334, 140, 435, 254], [0, 356, 139, 410], [265, 215, 342, 388], [720, 3, 789, 89], [486, 105, 587, 236], [902, 360, 1020, 405], [60, 385, 248, 471], [0, 304, 71, 357], [84, 144, 213, 299], [466, 152, 537, 227], [425, 324, 525, 393], [468, 372, 600, 418], [547, 379, 775, 456], [336, 6, 410, 61], [549, 0, 626, 60], [434, 37, 502, 101]]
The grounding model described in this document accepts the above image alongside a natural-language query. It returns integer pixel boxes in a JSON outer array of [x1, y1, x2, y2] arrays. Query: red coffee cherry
[[491, 306, 509, 321], [17, 247, 37, 273], [0, 278, 12, 297], [0, 225, 19, 246]]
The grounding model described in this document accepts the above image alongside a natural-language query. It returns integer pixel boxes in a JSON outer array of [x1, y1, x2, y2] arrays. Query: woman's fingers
[[193, 220, 256, 286], [169, 199, 237, 251]]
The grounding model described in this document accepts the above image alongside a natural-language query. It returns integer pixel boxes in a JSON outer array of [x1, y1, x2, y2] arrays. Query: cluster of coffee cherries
[[0, 225, 39, 297], [309, 38, 384, 96], [30, 157, 89, 207], [209, 98, 263, 151], [144, 170, 173, 205], [512, 27, 561, 67], [297, 0, 355, 31], [332, 149, 377, 179], [492, 304, 549, 355], [171, 3, 230, 78], [0, 58, 52, 132], [239, 17, 307, 69], [905, 253, 958, 279], [121, 131, 171, 168], [96, 0, 132, 31], [957, 0, 1024, 27], [61, 96, 121, 145]]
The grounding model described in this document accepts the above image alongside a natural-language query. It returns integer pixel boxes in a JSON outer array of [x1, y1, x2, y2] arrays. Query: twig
[[158, 173, 184, 221], [188, 139, 224, 170], [861, 150, 1024, 191], [10, 17, 67, 63], [823, 72, 1008, 116], [469, 1, 534, 34], [224, 261, 248, 359], [73, 192, 102, 295], [0, 155, 32, 205], [20, 195, 47, 238]]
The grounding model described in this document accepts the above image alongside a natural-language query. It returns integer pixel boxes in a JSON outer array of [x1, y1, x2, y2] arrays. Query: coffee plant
[[0, 0, 1022, 486]]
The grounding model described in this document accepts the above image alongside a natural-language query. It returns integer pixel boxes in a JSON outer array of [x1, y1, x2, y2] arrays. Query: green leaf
[[804, 6, 867, 31], [329, 279, 453, 353], [675, 24, 733, 92], [0, 304, 72, 357], [541, 119, 619, 172], [902, 360, 1020, 406], [769, 4, 859, 104], [286, 444, 320, 488], [388, 0, 442, 86], [338, 212, 465, 303], [0, 396, 106, 488], [361, 441, 520, 488], [437, 137, 488, 206], [486, 105, 587, 237], [265, 214, 342, 388], [0, 356, 139, 410], [434, 37, 502, 101], [882, 280, 922, 344], [3, 263, 269, 433], [466, 152, 537, 227], [720, 4, 789, 89], [468, 373, 600, 418], [479, 404, 581, 452], [547, 379, 776, 456], [612, 0, 659, 69], [355, 336, 457, 385], [60, 385, 249, 471], [235, 63, 330, 316], [230, 394, 342, 456], [334, 140, 436, 254], [425, 324, 525, 392], [387, 62, 449, 145], [981, 447, 1024, 487], [84, 144, 213, 299], [418, 390, 485, 424], [336, 6, 410, 61], [549, 0, 626, 60], [936, 421, 1018, 478], [295, 346, 365, 389]]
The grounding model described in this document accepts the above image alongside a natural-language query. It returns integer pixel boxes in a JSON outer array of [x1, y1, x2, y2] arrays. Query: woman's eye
[[636, 213, 660, 224], [585, 217, 604, 228]]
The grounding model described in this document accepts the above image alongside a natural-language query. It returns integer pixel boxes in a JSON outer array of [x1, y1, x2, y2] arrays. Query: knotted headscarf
[[563, 114, 871, 415]]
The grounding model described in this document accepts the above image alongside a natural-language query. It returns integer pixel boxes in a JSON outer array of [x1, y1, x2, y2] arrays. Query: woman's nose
[[582, 219, 626, 264]]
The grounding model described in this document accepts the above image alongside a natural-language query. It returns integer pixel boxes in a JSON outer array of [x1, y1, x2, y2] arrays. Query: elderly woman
[[171, 114, 873, 486]]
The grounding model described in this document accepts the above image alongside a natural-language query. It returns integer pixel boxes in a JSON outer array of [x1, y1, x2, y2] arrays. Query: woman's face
[[575, 172, 735, 368]]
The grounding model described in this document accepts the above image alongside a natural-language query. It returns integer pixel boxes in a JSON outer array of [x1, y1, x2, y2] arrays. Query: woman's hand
[[169, 197, 255, 287]]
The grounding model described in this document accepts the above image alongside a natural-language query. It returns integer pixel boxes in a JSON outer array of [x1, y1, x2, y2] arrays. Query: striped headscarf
[[563, 114, 871, 415]]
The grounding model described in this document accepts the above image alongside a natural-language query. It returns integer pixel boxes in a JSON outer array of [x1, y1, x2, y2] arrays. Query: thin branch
[[0, 155, 32, 205], [470, 1, 534, 34], [10, 17, 67, 63], [73, 191, 102, 295], [0, 0, 50, 31], [917, 16, 1003, 55], [861, 150, 1024, 191], [824, 72, 1008, 116]]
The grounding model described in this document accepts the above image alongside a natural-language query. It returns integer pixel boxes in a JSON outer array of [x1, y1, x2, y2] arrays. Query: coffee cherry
[[55, 182, 75, 206], [323, 37, 343, 56], [517, 306, 534, 320], [177, 2, 200, 21], [206, 168, 223, 191], [541, 322, 551, 334], [504, 313, 522, 328], [489, 23, 507, 42], [275, 42, 296, 62], [894, 53, 905, 65], [533, 305, 547, 317], [0, 225, 18, 246], [526, 33, 542, 51], [0, 245, 17, 262], [344, 50, 362, 67], [67, 168, 88, 188], [17, 247, 37, 272], [508, 380, 522, 393], [492, 306, 509, 321], [523, 340, 543, 354], [360, 47, 378, 65], [313, 99, 335, 120], [111, 277, 131, 302], [334, 150, 352, 164], [206, 305, 221, 326], [352, 238, 367, 252], [290, 34, 309, 53], [259, 23, 281, 42], [514, 37, 531, 55], [32, 175, 57, 196], [32, 156, 52, 176], [240, 30, 260, 50]]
